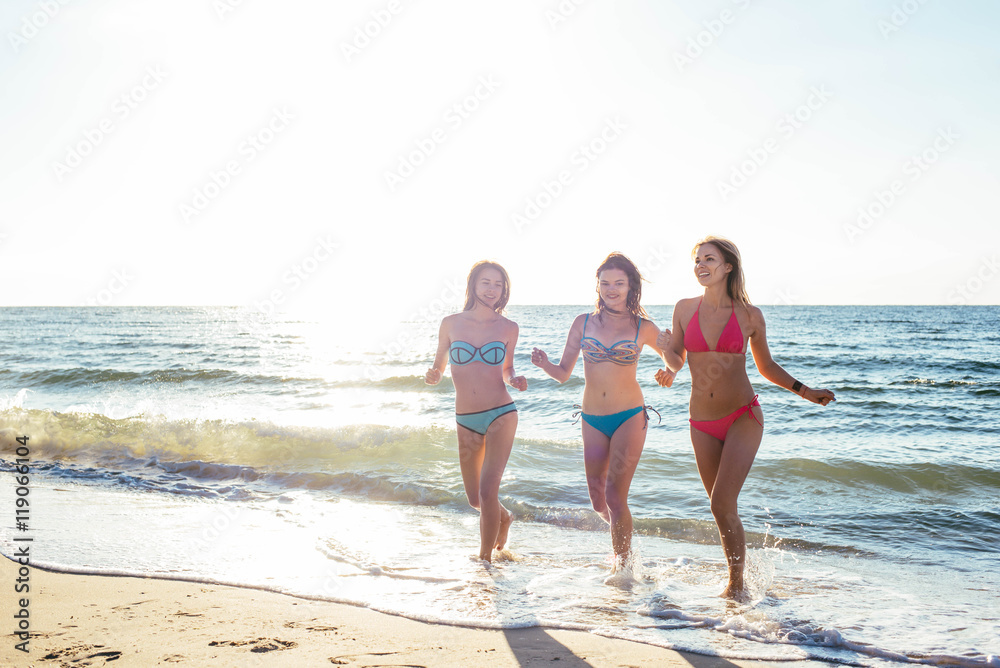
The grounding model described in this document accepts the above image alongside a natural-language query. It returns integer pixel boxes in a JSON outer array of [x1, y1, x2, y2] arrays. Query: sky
[[1, 0, 999, 318]]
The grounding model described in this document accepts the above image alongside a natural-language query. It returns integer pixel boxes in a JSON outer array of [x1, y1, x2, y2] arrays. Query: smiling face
[[694, 243, 732, 288], [463, 261, 510, 313], [597, 268, 630, 311], [474, 267, 505, 309]]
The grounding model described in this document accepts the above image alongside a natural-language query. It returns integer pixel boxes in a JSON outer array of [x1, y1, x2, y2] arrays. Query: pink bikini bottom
[[689, 395, 762, 441]]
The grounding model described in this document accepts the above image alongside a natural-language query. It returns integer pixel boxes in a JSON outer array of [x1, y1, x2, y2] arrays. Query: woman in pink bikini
[[657, 236, 834, 599]]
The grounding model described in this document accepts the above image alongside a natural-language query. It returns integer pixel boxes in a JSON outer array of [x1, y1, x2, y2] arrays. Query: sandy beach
[[0, 558, 781, 667]]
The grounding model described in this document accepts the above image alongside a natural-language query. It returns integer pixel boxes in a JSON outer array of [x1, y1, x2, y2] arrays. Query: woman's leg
[[478, 411, 517, 561], [690, 406, 764, 597], [712, 406, 763, 596], [582, 422, 612, 524], [605, 410, 647, 561], [457, 425, 486, 511]]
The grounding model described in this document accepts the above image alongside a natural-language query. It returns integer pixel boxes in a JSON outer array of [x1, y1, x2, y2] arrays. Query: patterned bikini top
[[449, 340, 506, 366], [580, 314, 640, 366]]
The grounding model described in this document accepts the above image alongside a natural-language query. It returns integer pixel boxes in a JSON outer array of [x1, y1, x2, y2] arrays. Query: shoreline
[[1, 557, 781, 667]]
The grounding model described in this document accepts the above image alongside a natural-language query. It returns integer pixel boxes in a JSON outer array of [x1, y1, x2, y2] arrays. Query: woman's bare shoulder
[[674, 297, 700, 317]]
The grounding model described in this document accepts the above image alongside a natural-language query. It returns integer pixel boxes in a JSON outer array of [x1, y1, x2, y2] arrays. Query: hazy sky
[[2, 0, 998, 315]]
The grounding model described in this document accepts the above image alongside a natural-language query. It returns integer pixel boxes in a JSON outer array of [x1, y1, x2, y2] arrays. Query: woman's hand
[[425, 368, 442, 385], [509, 375, 528, 391], [654, 368, 675, 387], [803, 387, 835, 406], [530, 348, 548, 368], [656, 328, 671, 350]]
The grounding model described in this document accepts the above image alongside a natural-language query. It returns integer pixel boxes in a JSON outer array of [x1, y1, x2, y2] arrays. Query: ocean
[[1, 305, 998, 666]]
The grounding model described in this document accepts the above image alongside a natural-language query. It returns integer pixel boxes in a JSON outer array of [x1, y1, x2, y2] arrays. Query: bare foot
[[495, 508, 513, 551], [720, 582, 750, 602], [604, 553, 637, 587]]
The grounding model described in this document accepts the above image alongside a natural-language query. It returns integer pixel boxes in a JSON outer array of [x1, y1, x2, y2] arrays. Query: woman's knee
[[604, 482, 630, 515], [586, 477, 606, 507], [478, 476, 501, 500], [710, 496, 739, 523]]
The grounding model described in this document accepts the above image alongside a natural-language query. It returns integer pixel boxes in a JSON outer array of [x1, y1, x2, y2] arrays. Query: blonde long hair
[[694, 236, 751, 306]]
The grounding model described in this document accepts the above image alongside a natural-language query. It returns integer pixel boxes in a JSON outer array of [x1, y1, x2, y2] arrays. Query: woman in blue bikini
[[426, 260, 527, 562], [531, 252, 675, 565]]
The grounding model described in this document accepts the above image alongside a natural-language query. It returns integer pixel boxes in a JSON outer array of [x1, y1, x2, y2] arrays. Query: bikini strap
[[634, 317, 641, 343], [582, 313, 590, 337], [747, 394, 763, 429]]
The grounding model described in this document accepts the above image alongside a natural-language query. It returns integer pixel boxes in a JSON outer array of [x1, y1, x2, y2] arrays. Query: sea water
[[1, 306, 998, 666]]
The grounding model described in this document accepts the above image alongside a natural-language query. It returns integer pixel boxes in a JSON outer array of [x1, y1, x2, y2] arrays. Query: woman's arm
[[640, 319, 676, 387], [747, 307, 835, 406], [504, 322, 527, 391], [657, 300, 687, 374], [425, 318, 451, 385], [531, 314, 584, 383]]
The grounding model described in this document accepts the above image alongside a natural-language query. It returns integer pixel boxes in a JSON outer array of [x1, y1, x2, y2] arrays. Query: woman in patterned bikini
[[531, 252, 675, 566], [426, 260, 527, 562], [657, 236, 834, 599]]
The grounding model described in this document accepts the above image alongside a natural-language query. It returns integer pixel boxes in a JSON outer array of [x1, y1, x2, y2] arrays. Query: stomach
[[687, 353, 755, 420], [451, 366, 512, 413], [581, 363, 644, 414]]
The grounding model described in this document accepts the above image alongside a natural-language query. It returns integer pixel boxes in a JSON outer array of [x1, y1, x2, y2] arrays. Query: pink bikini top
[[683, 299, 745, 354]]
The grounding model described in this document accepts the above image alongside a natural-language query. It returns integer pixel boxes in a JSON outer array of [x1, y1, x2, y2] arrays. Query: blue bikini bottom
[[456, 402, 517, 436], [580, 406, 645, 438]]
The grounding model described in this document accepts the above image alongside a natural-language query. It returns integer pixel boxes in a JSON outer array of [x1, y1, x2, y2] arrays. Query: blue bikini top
[[449, 340, 506, 366]]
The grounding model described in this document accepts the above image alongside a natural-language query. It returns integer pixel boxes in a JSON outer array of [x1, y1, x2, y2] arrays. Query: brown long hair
[[594, 252, 647, 326], [693, 236, 751, 306], [463, 261, 511, 314]]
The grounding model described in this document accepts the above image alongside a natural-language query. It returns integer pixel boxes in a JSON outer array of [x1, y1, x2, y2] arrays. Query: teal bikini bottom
[[456, 402, 517, 436], [580, 406, 646, 438]]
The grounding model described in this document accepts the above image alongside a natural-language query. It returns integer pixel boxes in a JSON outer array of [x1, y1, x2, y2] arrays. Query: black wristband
[[792, 380, 803, 394]]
